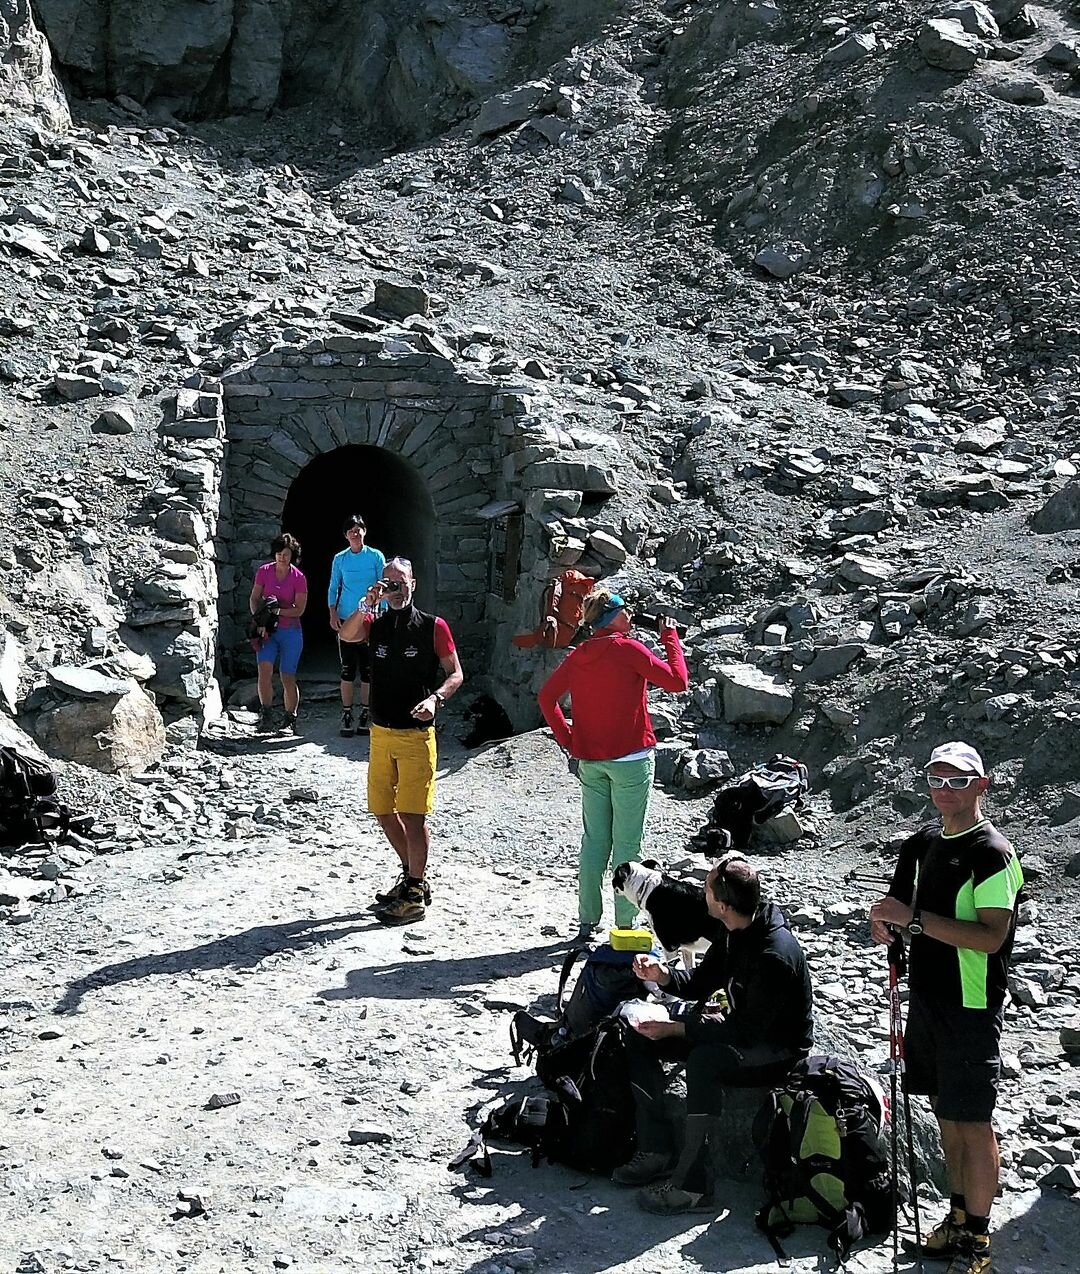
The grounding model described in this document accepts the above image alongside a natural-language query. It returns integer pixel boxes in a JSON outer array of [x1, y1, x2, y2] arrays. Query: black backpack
[[692, 753, 809, 850], [451, 1016, 636, 1178], [0, 746, 63, 846], [754, 1055, 894, 1264], [450, 945, 645, 1179]]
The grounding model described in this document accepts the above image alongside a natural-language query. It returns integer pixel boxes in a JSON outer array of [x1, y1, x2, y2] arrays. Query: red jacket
[[537, 629, 689, 761]]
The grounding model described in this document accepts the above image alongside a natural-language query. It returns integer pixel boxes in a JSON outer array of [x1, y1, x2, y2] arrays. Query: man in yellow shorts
[[350, 557, 463, 925]]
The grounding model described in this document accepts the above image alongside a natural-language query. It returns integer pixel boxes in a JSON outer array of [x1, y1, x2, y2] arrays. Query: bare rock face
[[35, 675, 165, 775], [33, 0, 520, 138], [0, 0, 70, 128]]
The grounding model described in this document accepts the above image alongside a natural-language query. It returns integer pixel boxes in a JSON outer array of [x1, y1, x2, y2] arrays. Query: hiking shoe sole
[[376, 905, 426, 926]]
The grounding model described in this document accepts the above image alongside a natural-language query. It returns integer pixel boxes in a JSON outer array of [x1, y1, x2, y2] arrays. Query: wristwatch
[[907, 909, 924, 936], [433, 691, 446, 708]]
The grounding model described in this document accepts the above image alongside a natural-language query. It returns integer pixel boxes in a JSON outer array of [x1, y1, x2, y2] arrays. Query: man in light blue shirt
[[328, 514, 385, 735]]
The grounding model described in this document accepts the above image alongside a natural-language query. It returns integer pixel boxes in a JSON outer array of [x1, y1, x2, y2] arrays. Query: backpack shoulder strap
[[557, 946, 590, 1015]]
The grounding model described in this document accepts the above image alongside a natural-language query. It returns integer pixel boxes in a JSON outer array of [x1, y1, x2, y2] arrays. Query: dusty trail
[[2, 717, 1074, 1274]]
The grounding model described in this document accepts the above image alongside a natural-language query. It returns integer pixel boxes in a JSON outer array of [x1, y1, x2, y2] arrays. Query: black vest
[[368, 606, 442, 730]]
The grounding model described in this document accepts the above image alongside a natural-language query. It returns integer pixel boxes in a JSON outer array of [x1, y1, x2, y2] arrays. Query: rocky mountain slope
[[3, 4, 1080, 1264]]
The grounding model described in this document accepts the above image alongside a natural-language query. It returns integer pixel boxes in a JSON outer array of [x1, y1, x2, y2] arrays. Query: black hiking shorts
[[338, 637, 370, 684], [904, 992, 1003, 1123]]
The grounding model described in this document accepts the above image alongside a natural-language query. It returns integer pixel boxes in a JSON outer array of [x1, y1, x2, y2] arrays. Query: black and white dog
[[611, 859, 717, 954]]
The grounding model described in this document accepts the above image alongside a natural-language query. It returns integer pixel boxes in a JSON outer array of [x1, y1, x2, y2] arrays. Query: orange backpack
[[512, 570, 593, 650]]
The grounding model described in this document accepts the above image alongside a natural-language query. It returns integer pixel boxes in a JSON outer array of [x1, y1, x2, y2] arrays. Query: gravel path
[[3, 716, 1076, 1274]]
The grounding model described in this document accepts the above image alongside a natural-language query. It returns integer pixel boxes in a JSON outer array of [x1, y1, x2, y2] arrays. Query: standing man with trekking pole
[[870, 742, 1023, 1274]]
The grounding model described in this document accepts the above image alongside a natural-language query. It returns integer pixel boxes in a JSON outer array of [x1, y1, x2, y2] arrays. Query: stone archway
[[280, 444, 438, 673], [216, 332, 513, 690], [147, 328, 624, 731]]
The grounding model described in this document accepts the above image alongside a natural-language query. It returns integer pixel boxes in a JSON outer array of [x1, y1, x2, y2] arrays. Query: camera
[[635, 610, 687, 638], [380, 580, 403, 593]]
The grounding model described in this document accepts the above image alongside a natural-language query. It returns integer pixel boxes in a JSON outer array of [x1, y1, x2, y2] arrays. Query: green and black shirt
[[889, 820, 1023, 1011]]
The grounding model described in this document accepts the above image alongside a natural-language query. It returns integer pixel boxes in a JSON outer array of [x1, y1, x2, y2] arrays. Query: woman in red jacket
[[538, 589, 689, 941]]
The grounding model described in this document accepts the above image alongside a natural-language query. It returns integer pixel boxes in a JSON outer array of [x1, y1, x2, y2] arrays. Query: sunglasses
[[927, 774, 980, 789]]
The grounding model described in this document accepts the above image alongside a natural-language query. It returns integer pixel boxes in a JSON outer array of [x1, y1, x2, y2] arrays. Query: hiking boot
[[376, 883, 426, 926], [637, 1180, 716, 1216], [284, 712, 299, 735], [373, 871, 431, 905], [919, 1207, 967, 1260], [574, 922, 600, 946], [356, 707, 370, 735], [339, 708, 355, 737], [611, 1151, 674, 1186], [256, 706, 275, 732], [944, 1232, 991, 1274]]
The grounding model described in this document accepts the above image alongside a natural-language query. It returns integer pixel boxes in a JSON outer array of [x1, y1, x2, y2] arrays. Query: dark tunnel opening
[[280, 444, 437, 676]]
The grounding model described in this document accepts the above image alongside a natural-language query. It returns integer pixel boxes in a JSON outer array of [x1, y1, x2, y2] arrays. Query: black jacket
[[666, 900, 813, 1054]]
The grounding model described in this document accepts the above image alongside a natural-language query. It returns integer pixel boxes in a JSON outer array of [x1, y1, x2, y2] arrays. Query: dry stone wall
[[139, 329, 624, 731]]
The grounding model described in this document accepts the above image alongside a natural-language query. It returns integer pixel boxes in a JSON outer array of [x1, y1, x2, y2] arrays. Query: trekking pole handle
[[887, 935, 907, 978]]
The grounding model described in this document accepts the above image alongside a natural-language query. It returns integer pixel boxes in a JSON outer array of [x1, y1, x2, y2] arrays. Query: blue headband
[[595, 594, 625, 630]]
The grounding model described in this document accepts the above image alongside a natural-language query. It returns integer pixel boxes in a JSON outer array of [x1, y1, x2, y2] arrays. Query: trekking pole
[[887, 937, 924, 1274]]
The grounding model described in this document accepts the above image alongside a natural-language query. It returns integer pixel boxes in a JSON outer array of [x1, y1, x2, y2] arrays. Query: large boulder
[[0, 0, 70, 127], [917, 18, 986, 70], [35, 673, 165, 775], [717, 664, 795, 725], [1031, 481, 1080, 533]]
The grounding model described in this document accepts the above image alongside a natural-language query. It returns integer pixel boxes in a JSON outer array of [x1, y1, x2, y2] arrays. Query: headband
[[594, 594, 625, 630]]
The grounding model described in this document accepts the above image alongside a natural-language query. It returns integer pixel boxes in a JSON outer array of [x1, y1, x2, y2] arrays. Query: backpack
[[511, 569, 593, 650], [692, 753, 809, 850], [549, 942, 645, 1041], [0, 746, 63, 846], [451, 1017, 637, 1178], [449, 944, 646, 1179], [754, 1054, 894, 1265]]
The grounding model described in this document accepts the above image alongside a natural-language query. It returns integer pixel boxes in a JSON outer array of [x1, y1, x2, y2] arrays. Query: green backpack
[[754, 1055, 894, 1264]]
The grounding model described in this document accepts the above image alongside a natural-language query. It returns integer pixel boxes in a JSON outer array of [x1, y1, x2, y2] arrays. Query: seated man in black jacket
[[613, 855, 813, 1214]]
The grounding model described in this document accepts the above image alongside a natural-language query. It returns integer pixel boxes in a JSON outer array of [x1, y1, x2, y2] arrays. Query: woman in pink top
[[249, 533, 308, 733]]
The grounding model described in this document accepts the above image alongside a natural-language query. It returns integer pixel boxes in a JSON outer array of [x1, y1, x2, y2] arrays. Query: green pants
[[577, 754, 655, 928]]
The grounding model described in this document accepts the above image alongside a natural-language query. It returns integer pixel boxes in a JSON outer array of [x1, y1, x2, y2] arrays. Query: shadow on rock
[[55, 912, 380, 1015], [318, 941, 570, 1002]]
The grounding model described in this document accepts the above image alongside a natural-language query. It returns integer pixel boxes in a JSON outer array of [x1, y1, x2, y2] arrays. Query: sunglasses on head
[[927, 774, 980, 789]]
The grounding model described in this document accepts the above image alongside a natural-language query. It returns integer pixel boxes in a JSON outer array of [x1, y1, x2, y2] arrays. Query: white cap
[[925, 741, 986, 776]]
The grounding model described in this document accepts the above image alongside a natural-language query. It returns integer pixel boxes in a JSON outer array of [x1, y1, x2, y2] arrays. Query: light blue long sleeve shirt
[[327, 545, 385, 620]]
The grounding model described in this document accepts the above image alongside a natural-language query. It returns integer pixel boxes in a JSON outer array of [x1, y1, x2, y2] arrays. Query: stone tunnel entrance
[[280, 444, 437, 675], [178, 329, 624, 731]]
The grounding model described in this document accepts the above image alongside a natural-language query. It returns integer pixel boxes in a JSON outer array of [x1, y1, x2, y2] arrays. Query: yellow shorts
[[367, 725, 437, 816]]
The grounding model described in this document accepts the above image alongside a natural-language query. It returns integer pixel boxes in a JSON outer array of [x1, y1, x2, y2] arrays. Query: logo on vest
[[375, 645, 389, 659], [404, 646, 419, 658]]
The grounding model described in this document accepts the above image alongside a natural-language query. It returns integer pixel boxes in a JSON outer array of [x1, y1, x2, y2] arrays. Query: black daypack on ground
[[451, 1016, 637, 1178], [450, 945, 644, 1179], [692, 754, 810, 851], [0, 746, 64, 846], [754, 1054, 893, 1265]]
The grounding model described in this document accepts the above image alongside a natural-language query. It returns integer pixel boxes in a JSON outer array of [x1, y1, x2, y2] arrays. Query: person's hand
[[870, 897, 912, 944], [634, 1019, 684, 1040], [329, 609, 341, 632], [658, 614, 677, 635], [410, 695, 438, 723], [633, 955, 667, 985]]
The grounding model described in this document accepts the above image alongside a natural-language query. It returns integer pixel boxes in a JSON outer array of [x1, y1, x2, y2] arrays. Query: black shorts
[[338, 637, 370, 684], [904, 992, 1003, 1123]]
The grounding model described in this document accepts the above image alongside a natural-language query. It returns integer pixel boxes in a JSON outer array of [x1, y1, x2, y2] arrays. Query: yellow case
[[609, 927, 654, 952]]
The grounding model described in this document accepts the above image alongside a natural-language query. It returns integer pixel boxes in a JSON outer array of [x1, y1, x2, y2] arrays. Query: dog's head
[[612, 860, 663, 908]]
